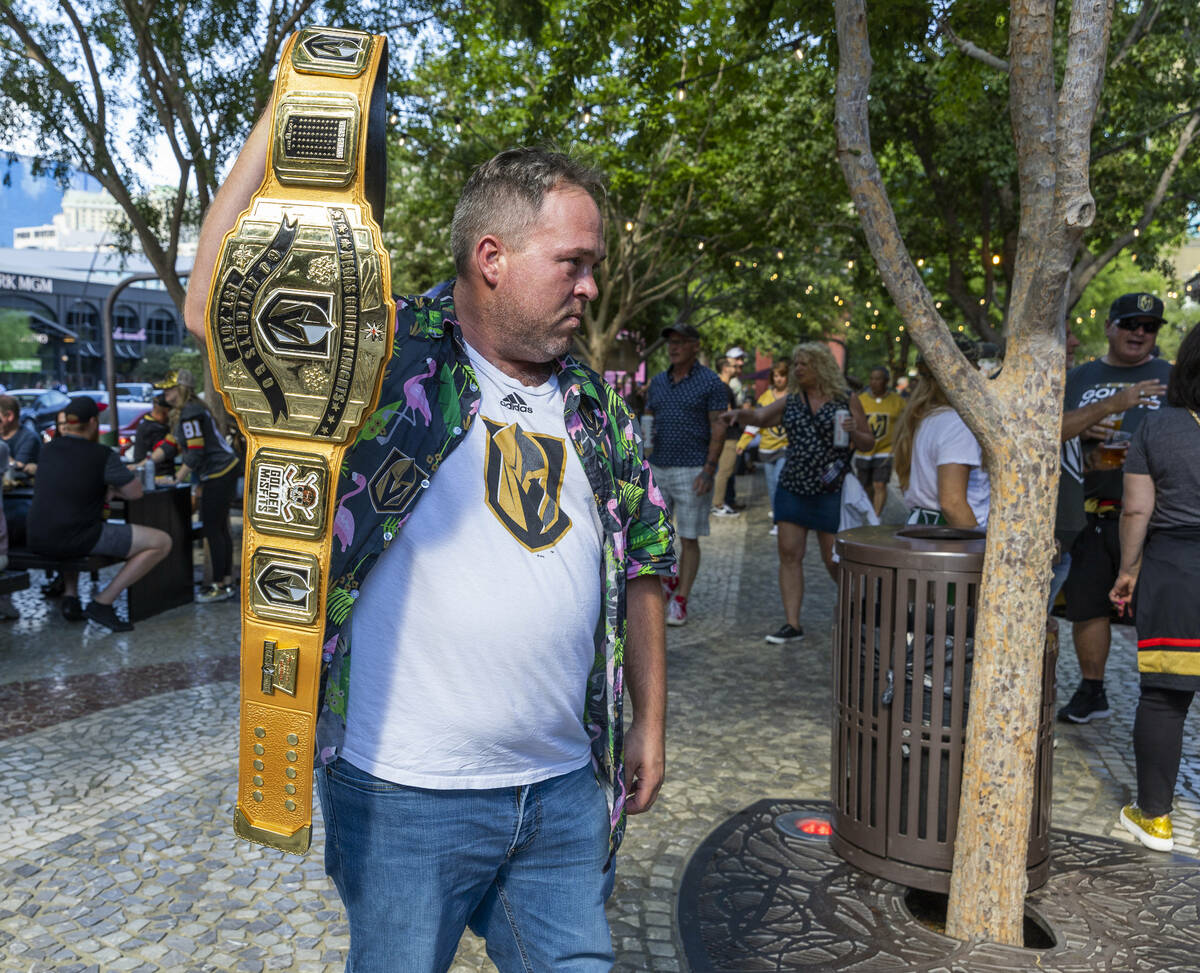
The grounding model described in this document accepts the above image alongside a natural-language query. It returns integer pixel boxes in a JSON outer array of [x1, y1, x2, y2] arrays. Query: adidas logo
[[500, 392, 534, 413]]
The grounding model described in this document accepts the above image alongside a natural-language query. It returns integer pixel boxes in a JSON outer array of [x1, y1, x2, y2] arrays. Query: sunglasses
[[1114, 318, 1162, 334]]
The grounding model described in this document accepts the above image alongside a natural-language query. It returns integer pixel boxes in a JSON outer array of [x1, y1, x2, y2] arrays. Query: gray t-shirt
[[1064, 356, 1172, 501], [1125, 407, 1200, 531]]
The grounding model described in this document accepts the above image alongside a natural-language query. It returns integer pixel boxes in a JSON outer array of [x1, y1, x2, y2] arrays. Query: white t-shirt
[[342, 343, 603, 788], [903, 407, 990, 527]]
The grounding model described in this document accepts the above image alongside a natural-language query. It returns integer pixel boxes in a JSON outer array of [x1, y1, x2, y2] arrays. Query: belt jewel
[[202, 26, 393, 854]]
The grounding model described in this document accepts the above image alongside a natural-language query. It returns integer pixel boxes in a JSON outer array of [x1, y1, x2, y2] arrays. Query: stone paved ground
[[1, 471, 1197, 972]]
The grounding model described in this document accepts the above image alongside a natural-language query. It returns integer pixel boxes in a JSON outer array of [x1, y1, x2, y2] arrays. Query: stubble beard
[[492, 289, 577, 366]]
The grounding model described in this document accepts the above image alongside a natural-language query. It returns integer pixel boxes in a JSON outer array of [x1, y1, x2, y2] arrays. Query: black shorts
[[855, 455, 892, 485], [1063, 516, 1120, 622]]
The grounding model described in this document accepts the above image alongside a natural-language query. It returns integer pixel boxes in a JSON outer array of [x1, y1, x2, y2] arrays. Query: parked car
[[16, 389, 71, 438], [116, 382, 155, 402]]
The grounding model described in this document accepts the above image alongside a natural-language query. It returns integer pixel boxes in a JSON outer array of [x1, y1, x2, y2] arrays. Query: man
[[26, 396, 171, 630], [641, 325, 727, 626], [185, 124, 672, 971], [854, 366, 905, 517], [132, 394, 174, 478], [1058, 293, 1171, 723], [712, 347, 749, 516], [0, 393, 40, 545]]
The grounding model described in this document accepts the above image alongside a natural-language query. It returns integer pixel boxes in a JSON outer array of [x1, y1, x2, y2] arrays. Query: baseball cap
[[63, 396, 100, 423], [661, 324, 700, 341], [1108, 292, 1164, 324], [154, 367, 196, 390], [725, 346, 746, 359]]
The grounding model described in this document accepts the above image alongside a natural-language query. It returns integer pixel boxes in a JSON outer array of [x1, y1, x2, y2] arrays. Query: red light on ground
[[796, 817, 832, 837]]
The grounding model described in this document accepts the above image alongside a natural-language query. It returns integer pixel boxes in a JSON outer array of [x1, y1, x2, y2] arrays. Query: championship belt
[[202, 26, 393, 854]]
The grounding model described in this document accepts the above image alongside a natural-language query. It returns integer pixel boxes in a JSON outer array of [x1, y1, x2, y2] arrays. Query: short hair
[[0, 394, 17, 418], [1167, 322, 1200, 410], [870, 365, 889, 378], [450, 148, 605, 275]]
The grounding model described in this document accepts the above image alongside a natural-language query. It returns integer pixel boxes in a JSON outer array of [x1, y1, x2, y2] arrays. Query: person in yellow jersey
[[854, 366, 906, 516], [737, 360, 790, 535]]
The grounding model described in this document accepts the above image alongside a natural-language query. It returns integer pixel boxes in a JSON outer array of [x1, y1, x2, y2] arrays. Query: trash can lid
[[835, 524, 986, 571]]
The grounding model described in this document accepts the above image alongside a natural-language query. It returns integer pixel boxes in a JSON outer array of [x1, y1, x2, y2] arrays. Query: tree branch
[[1108, 0, 1164, 71], [941, 23, 1010, 73], [834, 0, 991, 431]]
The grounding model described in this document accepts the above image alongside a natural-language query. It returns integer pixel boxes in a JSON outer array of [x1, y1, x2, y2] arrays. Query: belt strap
[[201, 26, 394, 854]]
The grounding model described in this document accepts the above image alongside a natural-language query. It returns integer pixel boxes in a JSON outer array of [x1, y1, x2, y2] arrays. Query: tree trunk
[[834, 0, 1113, 946]]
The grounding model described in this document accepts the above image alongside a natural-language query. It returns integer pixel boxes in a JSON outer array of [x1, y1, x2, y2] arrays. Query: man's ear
[[475, 235, 504, 287]]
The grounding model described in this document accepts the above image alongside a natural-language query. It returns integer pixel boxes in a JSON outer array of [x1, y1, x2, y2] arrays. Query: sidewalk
[[1, 471, 1196, 972]]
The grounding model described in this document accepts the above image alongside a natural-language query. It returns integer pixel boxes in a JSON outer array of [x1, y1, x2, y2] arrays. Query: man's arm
[[693, 410, 726, 496], [623, 574, 666, 815], [184, 107, 273, 342], [1061, 379, 1167, 442]]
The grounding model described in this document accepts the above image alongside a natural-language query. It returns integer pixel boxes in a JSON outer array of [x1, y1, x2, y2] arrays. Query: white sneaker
[[666, 595, 688, 626], [712, 504, 740, 517], [769, 524, 778, 536]]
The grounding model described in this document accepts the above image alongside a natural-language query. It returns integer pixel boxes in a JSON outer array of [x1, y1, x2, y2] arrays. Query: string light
[[873, 309, 879, 316], [454, 118, 462, 133], [991, 254, 1001, 265], [770, 273, 778, 281], [697, 241, 704, 250], [847, 260, 854, 269], [582, 108, 592, 124], [917, 258, 925, 268], [796, 312, 803, 318], [792, 41, 804, 61], [676, 84, 686, 102], [625, 221, 634, 232], [776, 250, 784, 260], [865, 301, 871, 307], [935, 301, 942, 308], [1133, 228, 1140, 237]]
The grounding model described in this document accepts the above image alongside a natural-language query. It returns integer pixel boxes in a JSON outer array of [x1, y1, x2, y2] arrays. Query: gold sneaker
[[1120, 804, 1174, 852]]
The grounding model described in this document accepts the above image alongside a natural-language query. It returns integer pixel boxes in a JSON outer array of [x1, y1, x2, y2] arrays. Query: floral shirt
[[314, 290, 676, 861]]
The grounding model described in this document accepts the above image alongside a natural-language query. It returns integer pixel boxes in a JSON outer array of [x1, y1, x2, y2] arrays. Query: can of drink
[[143, 461, 156, 490], [832, 408, 850, 448]]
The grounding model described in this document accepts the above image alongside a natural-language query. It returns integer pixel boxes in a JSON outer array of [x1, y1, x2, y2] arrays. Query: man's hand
[[692, 471, 713, 496], [623, 719, 665, 815], [1109, 571, 1137, 618], [1113, 378, 1167, 412]]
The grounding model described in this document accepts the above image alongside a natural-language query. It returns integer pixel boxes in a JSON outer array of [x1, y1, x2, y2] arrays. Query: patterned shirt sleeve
[[705, 373, 727, 413], [613, 390, 676, 579]]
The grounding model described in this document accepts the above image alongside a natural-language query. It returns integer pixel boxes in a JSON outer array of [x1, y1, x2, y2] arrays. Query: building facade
[[0, 248, 188, 387]]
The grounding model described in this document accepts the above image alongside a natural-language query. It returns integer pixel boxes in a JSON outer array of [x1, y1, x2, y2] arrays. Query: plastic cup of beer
[[1095, 430, 1131, 470]]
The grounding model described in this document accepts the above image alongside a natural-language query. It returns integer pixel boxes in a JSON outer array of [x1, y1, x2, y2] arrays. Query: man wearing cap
[[1058, 293, 1171, 723], [0, 393, 39, 546], [145, 368, 241, 603], [26, 396, 172, 630], [132, 394, 174, 478], [643, 324, 729, 625]]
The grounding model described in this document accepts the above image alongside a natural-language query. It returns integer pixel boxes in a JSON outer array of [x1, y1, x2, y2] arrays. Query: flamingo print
[[397, 357, 438, 427], [332, 472, 368, 553]]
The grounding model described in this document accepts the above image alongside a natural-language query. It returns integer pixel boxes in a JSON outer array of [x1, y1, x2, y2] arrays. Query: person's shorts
[[855, 455, 893, 485], [775, 485, 841, 534], [1063, 516, 1119, 622], [89, 522, 133, 559], [650, 464, 710, 539]]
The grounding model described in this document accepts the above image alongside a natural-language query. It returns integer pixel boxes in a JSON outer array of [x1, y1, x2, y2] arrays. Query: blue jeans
[[761, 452, 784, 516], [317, 758, 615, 973]]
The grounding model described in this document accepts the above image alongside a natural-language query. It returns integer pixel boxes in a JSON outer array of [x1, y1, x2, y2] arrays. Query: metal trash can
[[829, 525, 1055, 893]]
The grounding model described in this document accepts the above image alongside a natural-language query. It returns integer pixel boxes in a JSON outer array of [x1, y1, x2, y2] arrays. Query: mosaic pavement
[[1, 473, 1197, 971]]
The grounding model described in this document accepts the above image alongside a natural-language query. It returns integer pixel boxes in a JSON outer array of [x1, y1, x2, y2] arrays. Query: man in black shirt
[[27, 397, 172, 631], [132, 395, 173, 477], [0, 393, 40, 545]]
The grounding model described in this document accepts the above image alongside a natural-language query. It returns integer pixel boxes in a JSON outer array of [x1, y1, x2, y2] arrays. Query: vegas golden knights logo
[[483, 417, 571, 552]]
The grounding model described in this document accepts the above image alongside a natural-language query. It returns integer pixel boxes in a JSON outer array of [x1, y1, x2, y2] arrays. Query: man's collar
[[669, 360, 698, 382]]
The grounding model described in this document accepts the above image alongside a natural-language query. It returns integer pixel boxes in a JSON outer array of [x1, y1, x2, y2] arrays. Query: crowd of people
[[635, 290, 1197, 857], [0, 367, 242, 630]]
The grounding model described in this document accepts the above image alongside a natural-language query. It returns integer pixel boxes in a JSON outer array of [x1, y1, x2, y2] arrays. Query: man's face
[[666, 336, 699, 369], [727, 356, 744, 376], [868, 369, 888, 396], [1106, 315, 1159, 365], [0, 408, 15, 436], [490, 186, 605, 364]]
